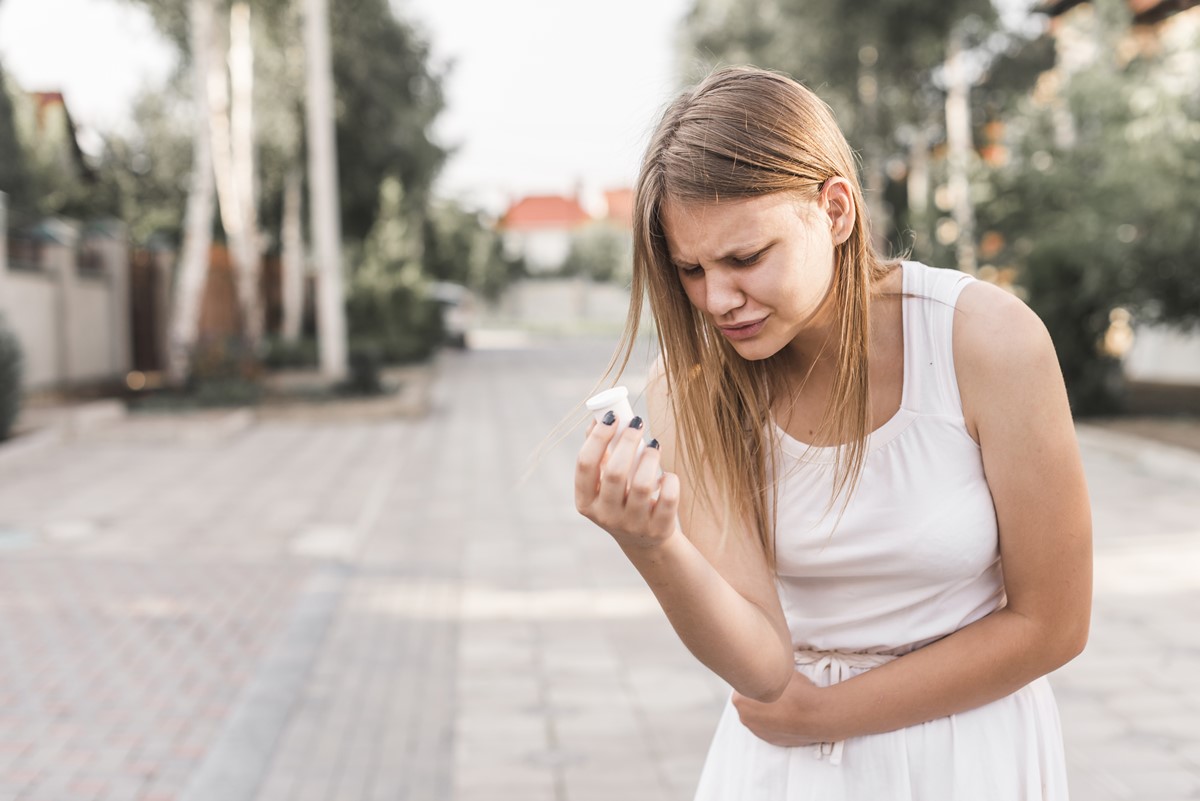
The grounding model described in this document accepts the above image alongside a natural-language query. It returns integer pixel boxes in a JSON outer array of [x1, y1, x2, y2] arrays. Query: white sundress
[[692, 261, 1070, 800]]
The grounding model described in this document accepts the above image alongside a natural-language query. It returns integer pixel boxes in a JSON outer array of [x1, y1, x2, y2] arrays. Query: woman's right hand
[[574, 417, 681, 551]]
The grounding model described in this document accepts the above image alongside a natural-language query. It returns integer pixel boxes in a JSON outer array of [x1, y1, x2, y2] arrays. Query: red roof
[[499, 195, 590, 231], [603, 188, 634, 229], [32, 91, 68, 131], [1038, 0, 1199, 22]]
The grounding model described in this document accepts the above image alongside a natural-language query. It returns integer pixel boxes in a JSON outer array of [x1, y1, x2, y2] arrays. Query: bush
[[262, 336, 319, 370], [342, 341, 386, 396], [0, 315, 22, 440], [345, 280, 444, 365], [1021, 241, 1126, 416], [187, 335, 262, 406]]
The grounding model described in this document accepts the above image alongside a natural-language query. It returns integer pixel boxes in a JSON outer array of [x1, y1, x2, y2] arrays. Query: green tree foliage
[[123, 0, 446, 249], [977, 0, 1200, 413], [681, 0, 999, 249], [0, 313, 22, 441], [99, 89, 194, 245], [0, 62, 33, 213], [684, 0, 994, 134], [330, 0, 447, 242], [344, 177, 442, 363], [0, 60, 121, 222], [422, 201, 526, 301], [559, 225, 632, 284]]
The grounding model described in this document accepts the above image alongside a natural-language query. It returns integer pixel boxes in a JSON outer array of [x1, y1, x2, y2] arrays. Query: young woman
[[574, 66, 1092, 799]]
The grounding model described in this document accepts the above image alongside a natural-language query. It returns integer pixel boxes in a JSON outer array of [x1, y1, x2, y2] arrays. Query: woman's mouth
[[718, 318, 767, 341]]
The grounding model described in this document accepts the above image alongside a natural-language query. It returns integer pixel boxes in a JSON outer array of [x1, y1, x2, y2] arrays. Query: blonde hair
[[603, 66, 896, 563]]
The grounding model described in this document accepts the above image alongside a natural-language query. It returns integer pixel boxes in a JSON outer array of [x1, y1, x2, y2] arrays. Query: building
[[1038, 0, 1200, 25], [0, 88, 133, 391], [601, 188, 634, 230], [497, 194, 591, 274]]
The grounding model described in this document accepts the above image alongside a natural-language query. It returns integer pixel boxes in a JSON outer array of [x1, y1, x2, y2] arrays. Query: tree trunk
[[207, 11, 237, 265], [280, 166, 305, 342], [945, 26, 977, 275], [304, 0, 348, 380], [166, 0, 217, 386], [907, 125, 931, 256], [209, 2, 264, 351], [857, 46, 891, 254], [229, 2, 263, 348]]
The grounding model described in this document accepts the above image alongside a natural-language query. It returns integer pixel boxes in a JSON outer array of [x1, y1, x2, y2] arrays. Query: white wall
[[503, 229, 573, 274], [70, 276, 118, 383], [1, 272, 60, 388], [1125, 325, 1200, 384], [0, 213, 132, 391], [489, 278, 640, 330]]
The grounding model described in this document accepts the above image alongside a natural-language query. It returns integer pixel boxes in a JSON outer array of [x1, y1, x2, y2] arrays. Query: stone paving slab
[[0, 337, 1197, 801], [0, 557, 309, 801]]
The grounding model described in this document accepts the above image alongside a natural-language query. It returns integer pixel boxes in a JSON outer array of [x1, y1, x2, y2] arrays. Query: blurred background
[[0, 0, 1198, 800], [0, 0, 1197, 417]]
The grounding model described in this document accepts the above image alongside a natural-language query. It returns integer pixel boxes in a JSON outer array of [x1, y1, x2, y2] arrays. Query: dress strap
[[901, 261, 976, 417]]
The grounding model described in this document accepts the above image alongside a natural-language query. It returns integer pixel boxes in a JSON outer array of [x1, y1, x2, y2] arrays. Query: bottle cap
[[586, 386, 634, 429]]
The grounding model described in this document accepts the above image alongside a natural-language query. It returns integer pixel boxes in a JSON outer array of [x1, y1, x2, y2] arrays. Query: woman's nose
[[705, 270, 745, 317]]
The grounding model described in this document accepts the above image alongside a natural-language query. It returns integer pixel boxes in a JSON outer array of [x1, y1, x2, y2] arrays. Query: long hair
[[602, 66, 896, 564]]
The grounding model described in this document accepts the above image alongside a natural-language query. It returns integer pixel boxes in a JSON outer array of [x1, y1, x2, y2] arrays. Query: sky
[[0, 0, 693, 214]]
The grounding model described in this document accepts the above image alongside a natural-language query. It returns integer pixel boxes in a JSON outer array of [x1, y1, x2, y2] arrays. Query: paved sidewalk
[[0, 338, 1197, 801]]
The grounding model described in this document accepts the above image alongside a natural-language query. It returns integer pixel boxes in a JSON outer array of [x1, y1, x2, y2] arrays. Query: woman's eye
[[734, 251, 763, 267], [679, 265, 703, 278]]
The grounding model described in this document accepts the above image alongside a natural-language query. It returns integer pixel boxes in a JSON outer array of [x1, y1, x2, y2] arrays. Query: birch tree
[[166, 0, 217, 385], [304, 0, 347, 380], [207, 1, 264, 350]]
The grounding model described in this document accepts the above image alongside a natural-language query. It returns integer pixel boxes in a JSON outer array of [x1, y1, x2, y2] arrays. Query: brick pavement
[[0, 337, 1197, 801]]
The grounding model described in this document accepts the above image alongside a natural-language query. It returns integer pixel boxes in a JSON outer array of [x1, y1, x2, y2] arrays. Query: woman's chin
[[727, 338, 783, 362]]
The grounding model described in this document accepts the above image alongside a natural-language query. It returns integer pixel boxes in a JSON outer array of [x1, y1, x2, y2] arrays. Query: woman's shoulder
[[953, 278, 1051, 366], [951, 278, 1062, 439]]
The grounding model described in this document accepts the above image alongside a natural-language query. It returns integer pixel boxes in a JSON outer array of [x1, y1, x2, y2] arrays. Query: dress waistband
[[793, 649, 899, 767]]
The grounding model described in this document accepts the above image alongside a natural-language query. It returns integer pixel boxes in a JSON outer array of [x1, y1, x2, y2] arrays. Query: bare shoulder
[[952, 280, 1065, 444]]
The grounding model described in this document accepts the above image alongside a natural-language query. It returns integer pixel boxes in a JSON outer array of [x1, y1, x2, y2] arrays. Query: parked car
[[429, 282, 475, 349]]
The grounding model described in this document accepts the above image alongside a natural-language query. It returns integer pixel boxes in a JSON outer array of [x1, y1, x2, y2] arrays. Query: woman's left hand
[[731, 671, 826, 747]]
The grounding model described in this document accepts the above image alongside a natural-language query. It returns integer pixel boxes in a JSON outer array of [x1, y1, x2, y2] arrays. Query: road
[[0, 337, 1197, 801]]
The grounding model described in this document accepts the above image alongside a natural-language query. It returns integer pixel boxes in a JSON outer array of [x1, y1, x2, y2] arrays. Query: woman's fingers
[[592, 429, 633, 503], [626, 443, 662, 504], [575, 418, 619, 510], [577, 419, 674, 545], [650, 470, 680, 528], [597, 425, 645, 508]]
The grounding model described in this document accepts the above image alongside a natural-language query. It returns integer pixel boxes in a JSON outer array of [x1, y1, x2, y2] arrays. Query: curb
[[0, 399, 126, 465], [255, 363, 435, 423], [0, 426, 63, 467]]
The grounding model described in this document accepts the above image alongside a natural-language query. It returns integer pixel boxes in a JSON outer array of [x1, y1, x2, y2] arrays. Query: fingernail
[[649, 438, 660, 449], [630, 416, 643, 430], [602, 411, 616, 425]]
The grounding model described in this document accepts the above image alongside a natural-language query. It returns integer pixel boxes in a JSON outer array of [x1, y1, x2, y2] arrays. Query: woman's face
[[661, 191, 838, 361]]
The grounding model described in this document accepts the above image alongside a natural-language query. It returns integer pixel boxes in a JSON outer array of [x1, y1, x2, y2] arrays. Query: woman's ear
[[820, 177, 856, 246]]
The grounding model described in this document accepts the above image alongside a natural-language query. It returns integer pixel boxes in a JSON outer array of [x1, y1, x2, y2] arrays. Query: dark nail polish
[[649, 438, 660, 449], [630, 416, 643, 430], [602, 411, 616, 425]]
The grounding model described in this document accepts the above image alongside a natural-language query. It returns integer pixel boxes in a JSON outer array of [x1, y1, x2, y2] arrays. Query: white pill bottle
[[585, 386, 647, 458]]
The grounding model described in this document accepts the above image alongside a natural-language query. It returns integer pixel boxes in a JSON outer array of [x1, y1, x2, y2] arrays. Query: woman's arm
[[575, 362, 794, 703], [732, 281, 1093, 743]]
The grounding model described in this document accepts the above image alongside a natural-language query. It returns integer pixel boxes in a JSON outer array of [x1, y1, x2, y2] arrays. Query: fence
[[0, 192, 132, 391]]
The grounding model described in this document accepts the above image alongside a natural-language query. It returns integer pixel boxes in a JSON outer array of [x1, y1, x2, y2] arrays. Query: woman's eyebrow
[[671, 241, 773, 267]]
